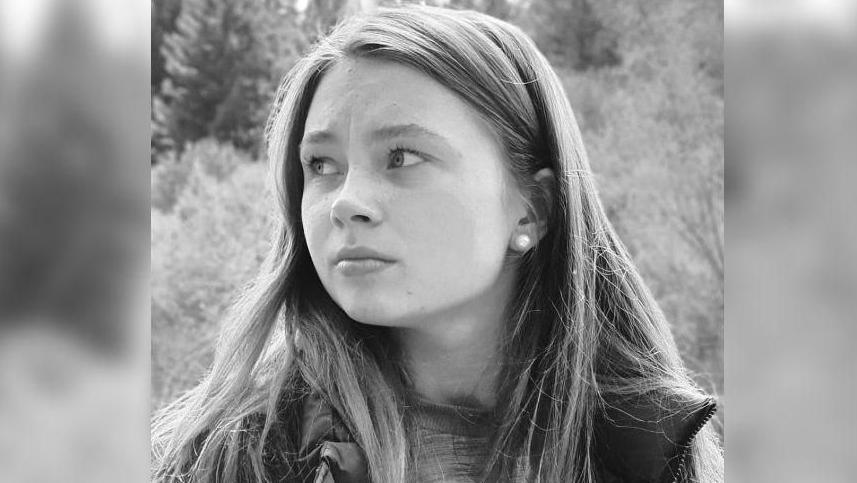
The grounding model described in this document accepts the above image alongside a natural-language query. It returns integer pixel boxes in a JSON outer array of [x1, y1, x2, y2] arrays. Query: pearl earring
[[513, 233, 532, 251]]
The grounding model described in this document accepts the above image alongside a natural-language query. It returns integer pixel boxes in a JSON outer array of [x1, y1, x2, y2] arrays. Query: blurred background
[[725, 0, 857, 481], [0, 0, 854, 481], [150, 0, 725, 415], [0, 0, 149, 480]]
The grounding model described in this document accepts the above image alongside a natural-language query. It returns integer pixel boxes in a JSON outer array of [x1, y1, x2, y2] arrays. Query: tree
[[526, 0, 621, 70], [151, 0, 183, 95], [300, 0, 354, 43], [445, 0, 514, 20], [152, 0, 300, 161]]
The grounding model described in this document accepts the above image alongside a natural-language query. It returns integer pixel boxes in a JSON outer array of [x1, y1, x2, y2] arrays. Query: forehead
[[303, 57, 496, 144]]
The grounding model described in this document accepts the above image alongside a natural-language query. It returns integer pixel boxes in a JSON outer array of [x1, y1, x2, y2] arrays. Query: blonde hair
[[152, 5, 722, 482]]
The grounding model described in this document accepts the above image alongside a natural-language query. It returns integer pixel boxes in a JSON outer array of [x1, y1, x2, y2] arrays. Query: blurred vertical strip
[[726, 0, 857, 481], [0, 0, 150, 481]]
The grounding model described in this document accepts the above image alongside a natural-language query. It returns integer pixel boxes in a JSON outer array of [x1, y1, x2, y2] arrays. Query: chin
[[334, 293, 404, 327]]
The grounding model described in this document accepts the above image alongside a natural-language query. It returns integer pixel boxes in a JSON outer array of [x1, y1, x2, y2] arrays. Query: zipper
[[314, 457, 332, 483], [670, 397, 718, 483]]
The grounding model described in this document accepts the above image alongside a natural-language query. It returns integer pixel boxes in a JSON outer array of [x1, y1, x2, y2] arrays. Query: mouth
[[334, 257, 395, 276], [332, 246, 396, 276]]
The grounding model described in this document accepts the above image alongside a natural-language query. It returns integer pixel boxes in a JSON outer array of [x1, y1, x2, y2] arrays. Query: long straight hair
[[152, 5, 723, 482]]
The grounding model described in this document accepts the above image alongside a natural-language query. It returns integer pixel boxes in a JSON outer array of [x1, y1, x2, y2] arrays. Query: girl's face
[[300, 58, 526, 328]]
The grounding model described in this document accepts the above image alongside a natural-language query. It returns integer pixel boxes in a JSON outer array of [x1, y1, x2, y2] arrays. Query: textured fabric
[[284, 392, 717, 482], [403, 395, 506, 482], [295, 395, 370, 483]]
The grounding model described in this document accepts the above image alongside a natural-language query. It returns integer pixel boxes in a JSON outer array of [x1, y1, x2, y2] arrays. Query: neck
[[396, 319, 502, 409], [393, 269, 516, 409]]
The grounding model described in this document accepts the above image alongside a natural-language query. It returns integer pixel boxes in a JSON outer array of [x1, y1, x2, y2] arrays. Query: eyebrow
[[300, 123, 460, 158], [370, 123, 447, 143], [300, 130, 337, 147]]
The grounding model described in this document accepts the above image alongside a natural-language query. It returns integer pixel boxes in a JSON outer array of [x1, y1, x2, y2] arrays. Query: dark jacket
[[283, 393, 717, 483]]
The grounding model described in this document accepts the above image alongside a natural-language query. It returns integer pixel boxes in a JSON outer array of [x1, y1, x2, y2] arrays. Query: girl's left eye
[[388, 148, 425, 169]]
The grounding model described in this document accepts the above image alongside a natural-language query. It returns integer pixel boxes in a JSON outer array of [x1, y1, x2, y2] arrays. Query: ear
[[516, 167, 555, 242]]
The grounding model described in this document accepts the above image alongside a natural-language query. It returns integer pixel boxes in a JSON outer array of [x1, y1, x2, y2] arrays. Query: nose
[[330, 171, 382, 228]]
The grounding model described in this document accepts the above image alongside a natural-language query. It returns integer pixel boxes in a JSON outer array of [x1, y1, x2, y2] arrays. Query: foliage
[[559, 0, 724, 390], [151, 138, 250, 212], [442, 0, 514, 20], [151, 0, 183, 95], [152, 0, 302, 160], [301, 0, 353, 41], [151, 139, 271, 405], [524, 0, 621, 69]]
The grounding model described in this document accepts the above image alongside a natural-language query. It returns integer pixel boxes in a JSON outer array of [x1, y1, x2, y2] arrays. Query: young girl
[[153, 5, 723, 482]]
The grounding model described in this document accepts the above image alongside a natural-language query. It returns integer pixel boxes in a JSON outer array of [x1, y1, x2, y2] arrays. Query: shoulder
[[594, 393, 718, 483], [278, 392, 717, 483]]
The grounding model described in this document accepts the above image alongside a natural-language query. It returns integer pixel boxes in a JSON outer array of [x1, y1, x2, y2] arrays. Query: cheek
[[401, 183, 510, 274], [405, 194, 476, 250], [301, 193, 331, 256]]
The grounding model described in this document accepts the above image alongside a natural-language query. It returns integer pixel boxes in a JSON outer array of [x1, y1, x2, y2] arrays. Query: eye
[[388, 147, 425, 169], [306, 157, 338, 175]]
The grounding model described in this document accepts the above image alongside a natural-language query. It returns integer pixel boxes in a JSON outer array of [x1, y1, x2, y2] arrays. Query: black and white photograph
[[151, 1, 723, 481], [5, 0, 857, 482]]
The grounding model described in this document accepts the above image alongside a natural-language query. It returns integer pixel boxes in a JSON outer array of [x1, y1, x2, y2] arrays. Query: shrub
[[151, 140, 271, 406]]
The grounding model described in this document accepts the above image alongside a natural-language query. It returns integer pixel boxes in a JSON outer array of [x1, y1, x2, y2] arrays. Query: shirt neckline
[[403, 392, 499, 438]]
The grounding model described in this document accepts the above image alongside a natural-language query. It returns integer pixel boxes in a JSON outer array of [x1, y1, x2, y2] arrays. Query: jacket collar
[[594, 394, 718, 483], [291, 392, 717, 483]]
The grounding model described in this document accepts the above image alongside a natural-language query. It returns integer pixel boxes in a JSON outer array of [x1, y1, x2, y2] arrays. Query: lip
[[334, 246, 394, 263], [335, 258, 395, 276], [333, 246, 396, 276]]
